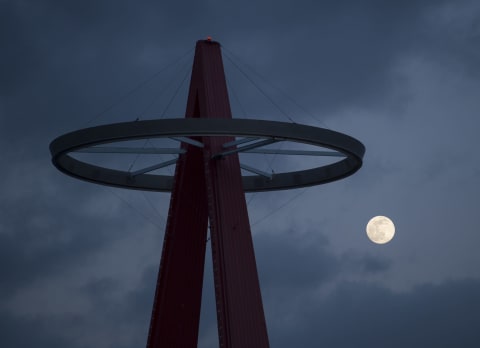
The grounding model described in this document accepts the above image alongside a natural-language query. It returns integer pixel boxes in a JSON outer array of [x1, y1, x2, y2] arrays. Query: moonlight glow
[[366, 216, 395, 244]]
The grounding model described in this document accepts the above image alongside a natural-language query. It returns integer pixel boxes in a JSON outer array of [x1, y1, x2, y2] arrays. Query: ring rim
[[50, 118, 365, 192]]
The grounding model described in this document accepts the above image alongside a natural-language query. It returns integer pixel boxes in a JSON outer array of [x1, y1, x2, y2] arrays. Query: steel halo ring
[[50, 118, 365, 192]]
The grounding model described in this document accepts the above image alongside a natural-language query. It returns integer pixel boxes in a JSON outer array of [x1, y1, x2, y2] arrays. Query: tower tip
[[201, 36, 219, 45]]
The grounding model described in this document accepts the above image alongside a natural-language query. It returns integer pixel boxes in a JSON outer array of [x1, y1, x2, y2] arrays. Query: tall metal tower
[[50, 39, 365, 348], [146, 39, 270, 347]]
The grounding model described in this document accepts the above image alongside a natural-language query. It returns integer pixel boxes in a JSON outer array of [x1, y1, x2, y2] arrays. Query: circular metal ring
[[50, 118, 365, 192]]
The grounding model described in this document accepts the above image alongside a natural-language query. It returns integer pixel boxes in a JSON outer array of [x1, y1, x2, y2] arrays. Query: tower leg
[[195, 40, 270, 348], [146, 143, 209, 347], [204, 145, 270, 347]]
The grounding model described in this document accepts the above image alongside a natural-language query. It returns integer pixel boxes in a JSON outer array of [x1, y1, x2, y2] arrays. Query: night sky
[[2, 1, 480, 347]]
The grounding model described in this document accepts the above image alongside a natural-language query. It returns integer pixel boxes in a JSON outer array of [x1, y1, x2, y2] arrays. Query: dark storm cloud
[[255, 229, 391, 293], [266, 278, 480, 348], [253, 228, 392, 324], [73, 266, 158, 348], [1, 0, 480, 347], [0, 172, 128, 297], [0, 155, 156, 299], [0, 309, 72, 348], [212, 0, 453, 115], [0, 266, 157, 348]]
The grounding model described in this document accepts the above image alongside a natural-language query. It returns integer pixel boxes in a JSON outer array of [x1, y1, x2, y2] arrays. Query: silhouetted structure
[[50, 39, 365, 348]]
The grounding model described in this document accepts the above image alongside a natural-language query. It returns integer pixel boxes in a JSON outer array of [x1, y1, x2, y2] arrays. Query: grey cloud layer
[[1, 0, 479, 347]]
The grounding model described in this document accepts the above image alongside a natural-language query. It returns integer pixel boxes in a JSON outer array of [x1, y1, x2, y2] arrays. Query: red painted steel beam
[[145, 51, 209, 347], [194, 41, 270, 348], [147, 39, 269, 347]]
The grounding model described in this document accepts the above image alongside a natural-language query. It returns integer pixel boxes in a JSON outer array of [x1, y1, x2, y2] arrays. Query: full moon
[[366, 216, 395, 244]]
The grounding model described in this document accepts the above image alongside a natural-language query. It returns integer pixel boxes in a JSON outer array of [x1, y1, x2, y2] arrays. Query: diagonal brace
[[212, 138, 278, 159]]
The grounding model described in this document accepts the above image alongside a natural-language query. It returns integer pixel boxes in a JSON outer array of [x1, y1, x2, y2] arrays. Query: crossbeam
[[245, 149, 344, 156], [222, 137, 258, 148], [171, 136, 204, 148], [240, 163, 273, 179], [129, 158, 178, 177], [75, 147, 186, 155], [213, 138, 278, 158]]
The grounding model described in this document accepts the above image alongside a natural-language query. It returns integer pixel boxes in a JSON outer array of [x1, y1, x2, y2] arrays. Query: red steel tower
[[146, 39, 270, 347]]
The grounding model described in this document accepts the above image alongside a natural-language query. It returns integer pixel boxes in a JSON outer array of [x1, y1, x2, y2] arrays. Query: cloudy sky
[[2, 0, 480, 347]]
